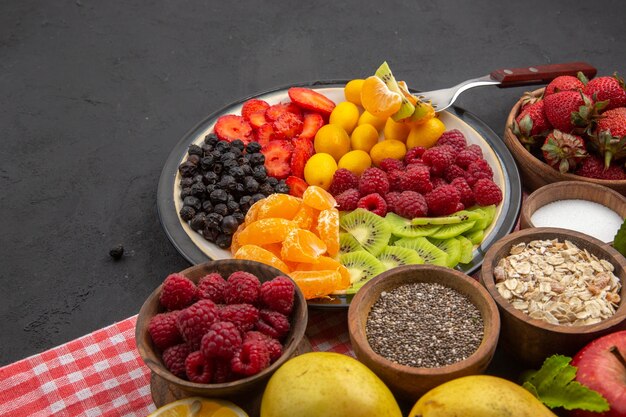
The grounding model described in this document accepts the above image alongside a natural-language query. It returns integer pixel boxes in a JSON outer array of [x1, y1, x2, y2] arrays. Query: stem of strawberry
[[609, 346, 626, 368]]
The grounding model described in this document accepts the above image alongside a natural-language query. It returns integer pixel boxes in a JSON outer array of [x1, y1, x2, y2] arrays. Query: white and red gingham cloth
[[0, 310, 352, 417]]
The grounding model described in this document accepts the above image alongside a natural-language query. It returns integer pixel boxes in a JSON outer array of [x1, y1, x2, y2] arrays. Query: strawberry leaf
[[613, 218, 626, 257]]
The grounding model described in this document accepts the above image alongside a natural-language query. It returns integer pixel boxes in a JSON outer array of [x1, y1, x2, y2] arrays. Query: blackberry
[[249, 153, 265, 166], [180, 187, 192, 199], [246, 142, 261, 154], [252, 193, 265, 203], [190, 182, 206, 197], [190, 213, 207, 231], [274, 181, 289, 194], [187, 154, 200, 165], [179, 205, 195, 221], [210, 189, 228, 204], [206, 212, 223, 229], [244, 177, 259, 193], [180, 177, 194, 188], [183, 196, 201, 211], [266, 177, 278, 186], [203, 171, 218, 185], [226, 200, 239, 214], [201, 200, 213, 213], [215, 234, 232, 249], [232, 211, 244, 224], [200, 155, 215, 171], [231, 139, 245, 151], [229, 166, 245, 181], [221, 216, 239, 234], [252, 166, 267, 181], [214, 203, 229, 217], [204, 133, 218, 145], [178, 161, 197, 177], [259, 182, 274, 196]]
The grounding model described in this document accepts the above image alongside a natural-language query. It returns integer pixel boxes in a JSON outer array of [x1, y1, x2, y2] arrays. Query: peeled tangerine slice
[[236, 218, 298, 246], [281, 229, 327, 263], [292, 203, 319, 230], [316, 208, 340, 256], [290, 270, 346, 300], [256, 193, 301, 220], [294, 256, 351, 289], [234, 245, 290, 274], [302, 186, 337, 211]]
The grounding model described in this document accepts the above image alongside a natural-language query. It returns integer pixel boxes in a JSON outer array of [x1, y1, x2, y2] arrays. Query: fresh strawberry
[[265, 103, 303, 122], [583, 74, 626, 111], [519, 91, 542, 109], [256, 123, 279, 147], [285, 176, 308, 198], [290, 137, 314, 178], [543, 90, 600, 133], [241, 99, 270, 121], [590, 107, 626, 168], [248, 111, 268, 130], [544, 75, 585, 96], [540, 130, 588, 174], [262, 141, 293, 179], [214, 115, 254, 143], [511, 100, 551, 150], [287, 87, 336, 116], [575, 155, 626, 180], [273, 112, 304, 140], [299, 112, 325, 140]]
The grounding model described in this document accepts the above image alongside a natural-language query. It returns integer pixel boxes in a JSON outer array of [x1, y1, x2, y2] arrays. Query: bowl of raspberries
[[504, 72, 626, 195], [135, 259, 307, 397]]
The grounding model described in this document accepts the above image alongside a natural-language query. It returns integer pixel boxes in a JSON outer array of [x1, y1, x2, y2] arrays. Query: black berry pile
[[178, 134, 288, 248]]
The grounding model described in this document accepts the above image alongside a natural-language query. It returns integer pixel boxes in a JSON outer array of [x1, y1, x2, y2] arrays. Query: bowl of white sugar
[[520, 181, 626, 243]]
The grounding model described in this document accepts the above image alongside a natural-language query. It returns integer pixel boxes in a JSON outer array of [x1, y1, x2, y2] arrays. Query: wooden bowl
[[481, 227, 626, 366], [347, 265, 500, 401], [503, 88, 626, 195], [135, 259, 308, 399], [520, 181, 626, 242]]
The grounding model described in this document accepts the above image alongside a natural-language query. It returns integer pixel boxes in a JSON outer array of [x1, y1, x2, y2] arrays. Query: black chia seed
[[365, 282, 484, 368]]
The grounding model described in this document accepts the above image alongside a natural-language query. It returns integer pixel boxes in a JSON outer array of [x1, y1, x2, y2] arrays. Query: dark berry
[[212, 162, 223, 175], [241, 165, 252, 176], [274, 182, 289, 194], [201, 200, 213, 213], [206, 212, 223, 229], [239, 195, 253, 210], [180, 177, 194, 188], [231, 139, 245, 151], [216, 234, 232, 249], [214, 203, 229, 217], [229, 166, 245, 181], [190, 213, 207, 231], [221, 152, 236, 162], [205, 184, 216, 195], [190, 182, 205, 197], [234, 183, 245, 196], [178, 161, 197, 177], [266, 177, 278, 186], [203, 227, 219, 243], [180, 187, 192, 199], [109, 244, 124, 260], [215, 141, 229, 152], [252, 193, 265, 203], [201, 143, 213, 154], [259, 182, 274, 196], [252, 165, 267, 181], [179, 205, 196, 221], [249, 153, 265, 166], [200, 155, 215, 171], [192, 174, 204, 185], [232, 212, 244, 224], [244, 177, 259, 193], [226, 200, 240, 214], [204, 133, 218, 145], [246, 142, 262, 153], [210, 189, 228, 204], [187, 154, 200, 165], [221, 215, 239, 234], [203, 171, 218, 185], [183, 196, 201, 211]]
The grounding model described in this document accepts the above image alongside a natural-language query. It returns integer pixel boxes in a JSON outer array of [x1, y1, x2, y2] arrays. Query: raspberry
[[230, 339, 270, 376], [455, 144, 483, 168], [176, 299, 219, 350], [467, 159, 493, 180], [401, 166, 433, 194], [404, 146, 426, 165], [335, 188, 360, 211], [425, 185, 461, 216], [357, 193, 388, 217], [185, 350, 213, 383], [436, 129, 467, 153], [443, 164, 466, 183], [212, 359, 233, 383], [387, 170, 403, 192], [256, 309, 291, 340], [162, 343, 191, 379], [385, 191, 402, 213], [431, 177, 448, 189], [148, 311, 182, 351], [201, 321, 243, 360], [450, 177, 475, 208], [219, 303, 260, 332], [259, 276, 295, 315], [328, 168, 359, 196], [378, 158, 405, 172], [245, 331, 283, 363], [422, 145, 455, 176], [358, 167, 389, 196], [159, 273, 197, 311], [224, 271, 261, 305], [197, 272, 226, 303], [473, 179, 503, 206], [394, 191, 428, 219]]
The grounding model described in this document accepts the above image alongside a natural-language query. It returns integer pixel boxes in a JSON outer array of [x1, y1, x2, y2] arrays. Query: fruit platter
[[158, 63, 522, 307]]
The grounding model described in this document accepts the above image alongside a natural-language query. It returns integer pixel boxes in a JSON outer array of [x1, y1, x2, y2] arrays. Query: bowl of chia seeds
[[347, 264, 500, 400]]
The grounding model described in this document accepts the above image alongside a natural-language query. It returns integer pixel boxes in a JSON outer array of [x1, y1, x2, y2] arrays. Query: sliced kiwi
[[394, 237, 449, 266], [340, 250, 385, 294], [339, 232, 364, 256], [411, 216, 463, 226], [428, 237, 462, 268], [457, 235, 474, 264], [385, 213, 442, 238], [340, 209, 391, 256], [467, 205, 497, 232], [376, 246, 424, 270], [429, 221, 476, 240], [450, 210, 484, 222], [464, 229, 485, 245], [480, 204, 497, 229]]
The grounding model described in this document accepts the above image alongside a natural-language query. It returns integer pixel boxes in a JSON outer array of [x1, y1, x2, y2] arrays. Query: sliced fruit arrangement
[[510, 71, 626, 179], [230, 186, 349, 300], [336, 206, 496, 293]]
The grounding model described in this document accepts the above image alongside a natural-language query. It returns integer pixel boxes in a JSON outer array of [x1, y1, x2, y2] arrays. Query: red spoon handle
[[490, 62, 597, 88]]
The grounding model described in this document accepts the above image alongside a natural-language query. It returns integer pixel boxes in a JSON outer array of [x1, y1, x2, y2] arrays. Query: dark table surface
[[2, 0, 625, 367]]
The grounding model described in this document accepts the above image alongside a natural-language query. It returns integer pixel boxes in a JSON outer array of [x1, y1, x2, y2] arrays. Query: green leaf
[[522, 355, 610, 412], [614, 218, 626, 257]]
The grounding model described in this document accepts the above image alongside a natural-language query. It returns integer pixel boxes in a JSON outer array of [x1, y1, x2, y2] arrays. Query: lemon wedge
[[147, 397, 248, 417]]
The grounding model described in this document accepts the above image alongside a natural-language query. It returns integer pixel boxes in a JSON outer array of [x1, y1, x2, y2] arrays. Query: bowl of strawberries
[[503, 72, 626, 195]]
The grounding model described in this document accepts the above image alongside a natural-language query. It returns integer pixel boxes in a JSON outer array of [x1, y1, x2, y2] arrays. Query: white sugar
[[530, 199, 624, 243]]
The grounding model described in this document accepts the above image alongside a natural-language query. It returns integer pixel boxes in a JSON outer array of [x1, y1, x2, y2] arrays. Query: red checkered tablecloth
[[0, 310, 352, 417]]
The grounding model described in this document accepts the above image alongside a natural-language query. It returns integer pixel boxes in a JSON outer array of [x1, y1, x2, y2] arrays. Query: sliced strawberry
[[248, 111, 268, 130], [285, 176, 308, 198], [256, 123, 279, 147], [265, 103, 303, 122], [241, 99, 270, 121], [262, 141, 293, 180], [214, 114, 253, 143], [287, 87, 336, 116], [299, 112, 325, 140], [273, 112, 304, 140], [290, 137, 314, 179]]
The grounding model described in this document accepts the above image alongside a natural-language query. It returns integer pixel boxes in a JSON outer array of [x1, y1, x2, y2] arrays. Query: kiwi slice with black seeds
[[429, 221, 476, 240], [385, 212, 442, 238], [393, 237, 448, 266], [464, 229, 485, 245], [457, 235, 474, 264], [428, 237, 462, 268], [340, 250, 385, 294], [339, 209, 391, 256], [376, 246, 424, 270], [339, 232, 364, 255]]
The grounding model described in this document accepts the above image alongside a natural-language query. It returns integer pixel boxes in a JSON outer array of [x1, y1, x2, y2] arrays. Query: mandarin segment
[[256, 193, 301, 220], [229, 224, 246, 255], [289, 270, 345, 299], [281, 229, 327, 263], [245, 199, 265, 225], [261, 242, 283, 258], [295, 256, 350, 289], [316, 208, 340, 256], [234, 245, 290, 274], [237, 218, 298, 246], [302, 186, 337, 211], [292, 204, 319, 230]]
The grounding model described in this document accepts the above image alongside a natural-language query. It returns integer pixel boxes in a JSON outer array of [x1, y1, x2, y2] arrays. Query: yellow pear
[[409, 375, 558, 417]]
